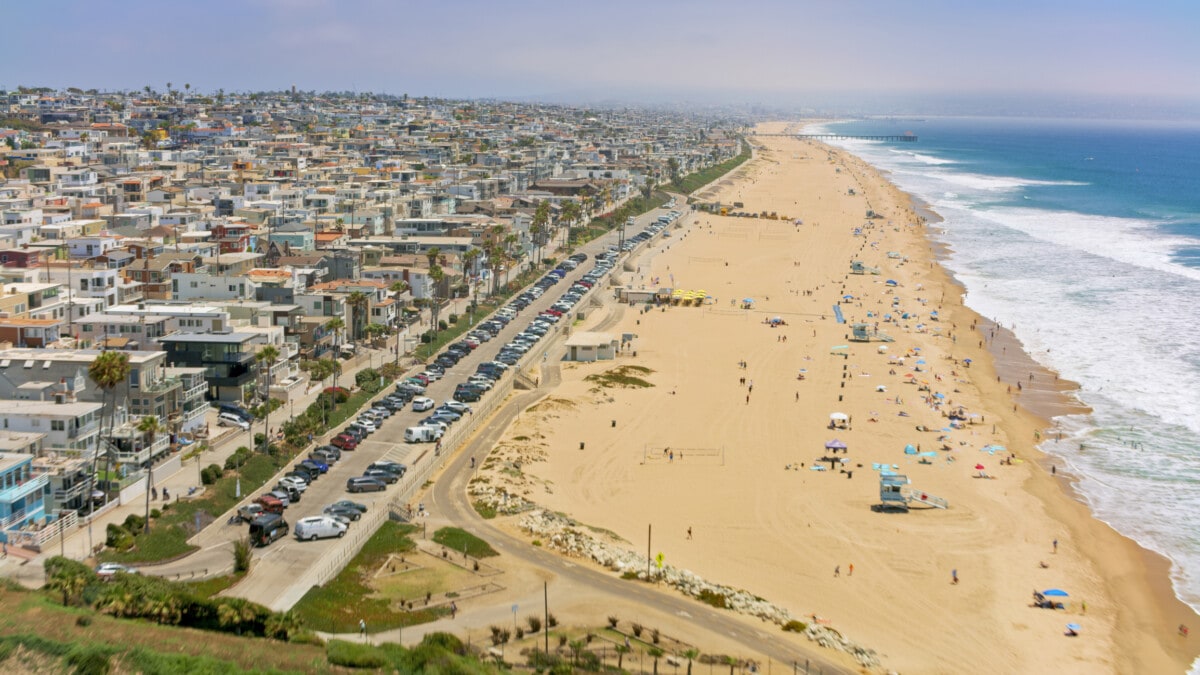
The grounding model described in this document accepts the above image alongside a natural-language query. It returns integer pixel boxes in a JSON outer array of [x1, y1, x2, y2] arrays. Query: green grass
[[293, 522, 446, 633], [471, 500, 497, 520], [99, 451, 287, 564], [431, 527, 498, 558], [326, 639, 388, 668], [178, 571, 246, 598], [668, 140, 752, 194]]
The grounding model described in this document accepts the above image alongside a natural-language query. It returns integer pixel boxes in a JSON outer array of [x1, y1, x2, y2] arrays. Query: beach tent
[[825, 439, 847, 450], [886, 279, 898, 286], [830, 413, 849, 422], [904, 444, 918, 455]]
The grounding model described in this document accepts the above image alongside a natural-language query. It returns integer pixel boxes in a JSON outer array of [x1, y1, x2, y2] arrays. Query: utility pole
[[544, 581, 549, 655], [646, 523, 652, 581]]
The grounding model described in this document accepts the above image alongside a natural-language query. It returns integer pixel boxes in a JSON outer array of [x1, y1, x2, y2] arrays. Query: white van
[[404, 425, 443, 443], [294, 516, 347, 541]]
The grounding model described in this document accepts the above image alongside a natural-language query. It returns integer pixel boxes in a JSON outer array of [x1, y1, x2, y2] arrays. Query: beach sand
[[478, 122, 1200, 673]]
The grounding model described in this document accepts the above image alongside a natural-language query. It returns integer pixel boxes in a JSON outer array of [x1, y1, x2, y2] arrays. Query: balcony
[[0, 473, 49, 505], [182, 379, 207, 401], [67, 418, 100, 440], [143, 376, 181, 394], [111, 435, 170, 467]]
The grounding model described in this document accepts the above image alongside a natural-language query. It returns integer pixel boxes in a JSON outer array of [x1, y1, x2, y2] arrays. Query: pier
[[752, 133, 918, 142]]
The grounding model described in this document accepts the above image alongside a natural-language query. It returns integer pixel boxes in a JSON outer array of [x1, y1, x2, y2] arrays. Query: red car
[[331, 434, 358, 451], [542, 308, 563, 317]]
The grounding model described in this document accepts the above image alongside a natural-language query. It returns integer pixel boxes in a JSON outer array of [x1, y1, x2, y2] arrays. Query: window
[[51, 420, 64, 431], [190, 281, 198, 288]]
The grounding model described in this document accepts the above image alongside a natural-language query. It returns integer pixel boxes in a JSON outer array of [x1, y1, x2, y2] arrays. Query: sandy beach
[[476, 122, 1200, 673]]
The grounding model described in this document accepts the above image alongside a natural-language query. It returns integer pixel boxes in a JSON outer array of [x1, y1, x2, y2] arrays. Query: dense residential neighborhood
[[0, 87, 741, 550]]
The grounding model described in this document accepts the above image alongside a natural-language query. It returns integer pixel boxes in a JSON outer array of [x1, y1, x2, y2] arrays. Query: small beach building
[[564, 331, 619, 362]]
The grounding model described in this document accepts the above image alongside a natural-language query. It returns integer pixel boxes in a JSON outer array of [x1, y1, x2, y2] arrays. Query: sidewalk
[[0, 342, 403, 588]]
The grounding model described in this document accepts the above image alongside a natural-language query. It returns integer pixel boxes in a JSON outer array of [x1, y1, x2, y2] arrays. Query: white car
[[369, 406, 392, 419], [96, 562, 139, 579], [442, 401, 472, 414], [420, 370, 442, 382], [411, 396, 435, 412], [217, 412, 250, 431], [467, 376, 494, 390], [355, 418, 377, 433], [279, 476, 309, 492]]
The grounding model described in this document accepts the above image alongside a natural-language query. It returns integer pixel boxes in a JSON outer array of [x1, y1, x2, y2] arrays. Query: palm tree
[[424, 247, 443, 335], [648, 646, 664, 675], [560, 199, 582, 252], [86, 351, 130, 546], [45, 565, 88, 607], [255, 345, 280, 452], [530, 201, 550, 264], [137, 415, 162, 533], [346, 291, 369, 345], [683, 648, 700, 675], [324, 316, 345, 356]]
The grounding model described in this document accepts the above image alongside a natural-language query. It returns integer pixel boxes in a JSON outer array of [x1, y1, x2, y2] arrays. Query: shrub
[[421, 332, 433, 344], [651, 628, 660, 644], [515, 627, 524, 639], [289, 630, 325, 646], [75, 615, 92, 627], [607, 616, 618, 629], [104, 524, 132, 550], [448, 313, 458, 325], [527, 616, 542, 633], [326, 639, 388, 669], [438, 320, 448, 331], [149, 509, 161, 519], [232, 537, 252, 573], [631, 622, 643, 638], [558, 634, 568, 648], [547, 613, 558, 628], [224, 447, 252, 471], [697, 589, 728, 609], [66, 644, 114, 675], [200, 464, 222, 485], [355, 368, 380, 389], [782, 620, 808, 633], [122, 514, 145, 533]]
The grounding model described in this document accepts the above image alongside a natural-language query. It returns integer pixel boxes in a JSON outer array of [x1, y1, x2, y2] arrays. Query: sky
[[4, 0, 1200, 113]]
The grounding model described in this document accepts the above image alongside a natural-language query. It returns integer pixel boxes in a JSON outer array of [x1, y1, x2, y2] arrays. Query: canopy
[[843, 294, 855, 300], [825, 439, 847, 449], [743, 297, 754, 303], [1042, 589, 1069, 597], [904, 444, 918, 455], [830, 412, 849, 421], [974, 463, 986, 470], [1066, 623, 1081, 631], [885, 279, 898, 286]]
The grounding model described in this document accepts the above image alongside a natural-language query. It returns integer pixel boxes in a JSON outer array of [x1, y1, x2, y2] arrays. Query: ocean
[[809, 117, 1200, 644]]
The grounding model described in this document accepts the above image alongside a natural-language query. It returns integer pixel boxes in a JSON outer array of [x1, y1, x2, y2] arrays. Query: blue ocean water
[[810, 117, 1200, 628]]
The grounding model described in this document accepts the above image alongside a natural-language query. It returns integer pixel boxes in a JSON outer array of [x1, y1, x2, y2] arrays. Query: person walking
[[450, 602, 458, 619], [687, 527, 693, 540], [359, 619, 366, 638], [1053, 539, 1058, 554], [849, 563, 854, 576], [952, 569, 958, 584], [834, 565, 840, 577]]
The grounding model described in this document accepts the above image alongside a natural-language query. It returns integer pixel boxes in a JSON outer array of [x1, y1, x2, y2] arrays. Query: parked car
[[369, 461, 407, 478], [404, 425, 443, 443], [331, 434, 358, 451], [294, 516, 347, 541], [248, 513, 289, 547], [266, 489, 292, 507], [323, 505, 363, 522], [327, 500, 367, 513], [279, 476, 309, 492], [299, 459, 328, 474], [412, 396, 435, 412], [217, 412, 250, 431], [346, 477, 387, 493], [362, 468, 399, 484]]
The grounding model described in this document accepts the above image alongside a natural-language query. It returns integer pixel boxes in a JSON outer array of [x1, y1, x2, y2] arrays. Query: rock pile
[[518, 510, 879, 668], [467, 480, 534, 516]]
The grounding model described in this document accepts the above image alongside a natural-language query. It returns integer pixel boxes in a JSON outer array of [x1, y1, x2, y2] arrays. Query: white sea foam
[[822, 130, 1200, 624]]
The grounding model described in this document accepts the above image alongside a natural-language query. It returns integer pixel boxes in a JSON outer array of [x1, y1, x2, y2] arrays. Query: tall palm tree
[[255, 345, 280, 453], [560, 200, 581, 252], [530, 201, 550, 264], [137, 415, 162, 533], [424, 247, 442, 334], [389, 280, 410, 365], [86, 351, 130, 544], [346, 291, 369, 345], [324, 316, 344, 356]]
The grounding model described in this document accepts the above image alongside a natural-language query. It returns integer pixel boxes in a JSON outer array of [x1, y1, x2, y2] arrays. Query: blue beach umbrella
[[963, 358, 972, 364], [1043, 589, 1069, 597], [934, 392, 945, 399], [843, 294, 854, 300], [904, 444, 918, 455], [886, 279, 898, 286], [915, 359, 926, 365]]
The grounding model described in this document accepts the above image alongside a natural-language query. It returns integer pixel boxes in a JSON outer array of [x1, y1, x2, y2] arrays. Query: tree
[[424, 247, 443, 336], [137, 415, 162, 533], [560, 199, 582, 251], [346, 291, 370, 344], [684, 648, 700, 675], [87, 351, 130, 517], [255, 345, 280, 452], [667, 157, 681, 185], [530, 201, 551, 264], [648, 647, 665, 675]]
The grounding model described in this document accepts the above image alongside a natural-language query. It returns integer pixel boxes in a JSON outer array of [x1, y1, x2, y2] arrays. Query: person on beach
[[834, 565, 840, 577], [952, 569, 959, 584], [687, 527, 693, 540], [1053, 539, 1058, 554], [359, 619, 366, 637]]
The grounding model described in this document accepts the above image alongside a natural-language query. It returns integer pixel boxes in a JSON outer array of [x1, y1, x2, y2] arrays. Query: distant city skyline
[[5, 0, 1200, 115]]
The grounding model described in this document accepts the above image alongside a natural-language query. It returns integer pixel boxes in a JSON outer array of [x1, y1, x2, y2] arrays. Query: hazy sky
[[5, 0, 1199, 109]]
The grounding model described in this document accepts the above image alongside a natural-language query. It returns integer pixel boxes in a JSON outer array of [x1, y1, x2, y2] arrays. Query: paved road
[[422, 225, 853, 674]]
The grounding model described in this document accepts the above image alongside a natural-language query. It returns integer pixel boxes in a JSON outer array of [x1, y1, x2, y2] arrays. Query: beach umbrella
[[904, 444, 918, 455], [830, 412, 849, 421], [825, 439, 847, 449], [843, 294, 854, 300], [916, 359, 926, 365], [1043, 589, 1069, 597], [963, 358, 972, 364], [1066, 623, 1081, 634], [934, 392, 945, 399], [743, 298, 754, 303], [886, 279, 898, 286], [904, 373, 915, 378]]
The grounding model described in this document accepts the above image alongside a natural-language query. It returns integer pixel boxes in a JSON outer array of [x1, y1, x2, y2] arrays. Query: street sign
[[655, 552, 665, 569]]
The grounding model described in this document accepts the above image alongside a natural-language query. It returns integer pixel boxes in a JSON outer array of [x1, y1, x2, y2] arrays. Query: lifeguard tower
[[850, 260, 881, 275], [879, 474, 948, 512], [850, 323, 894, 342]]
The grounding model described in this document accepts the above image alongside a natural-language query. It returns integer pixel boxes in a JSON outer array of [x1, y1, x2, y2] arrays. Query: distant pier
[[752, 133, 918, 142]]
